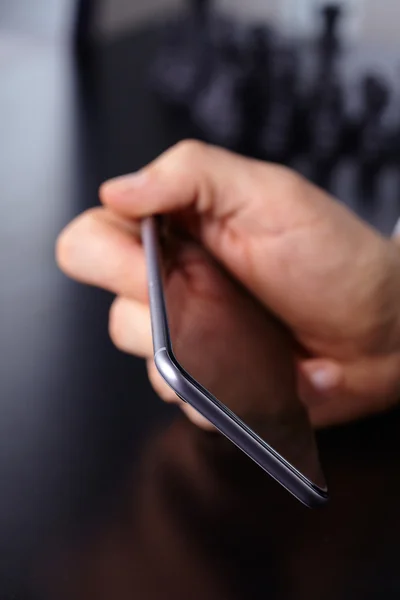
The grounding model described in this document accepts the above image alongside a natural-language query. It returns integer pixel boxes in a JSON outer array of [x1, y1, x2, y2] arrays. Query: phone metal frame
[[142, 216, 328, 508]]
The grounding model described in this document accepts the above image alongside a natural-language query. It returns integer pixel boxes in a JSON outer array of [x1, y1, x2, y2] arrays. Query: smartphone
[[142, 216, 328, 507]]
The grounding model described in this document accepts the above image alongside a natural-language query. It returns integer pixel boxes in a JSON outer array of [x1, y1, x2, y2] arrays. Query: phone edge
[[142, 216, 329, 509]]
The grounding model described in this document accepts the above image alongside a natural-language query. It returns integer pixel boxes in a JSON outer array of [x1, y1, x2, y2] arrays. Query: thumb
[[98, 140, 343, 301], [99, 140, 258, 221], [99, 140, 314, 237]]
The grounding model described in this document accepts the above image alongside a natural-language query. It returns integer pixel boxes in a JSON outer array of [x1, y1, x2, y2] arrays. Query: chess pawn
[[355, 75, 391, 199], [320, 3, 343, 49], [316, 3, 343, 85], [244, 24, 274, 78], [190, 30, 247, 148], [149, 5, 215, 108], [258, 47, 298, 163], [191, 0, 211, 27], [362, 74, 390, 123], [357, 74, 390, 192], [240, 25, 274, 151], [309, 78, 345, 185]]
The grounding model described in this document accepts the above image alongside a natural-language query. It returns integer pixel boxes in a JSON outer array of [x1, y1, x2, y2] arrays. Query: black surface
[[1, 27, 400, 600]]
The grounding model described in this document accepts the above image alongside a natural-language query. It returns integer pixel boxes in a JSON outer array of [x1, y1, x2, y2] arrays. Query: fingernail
[[310, 367, 341, 391]]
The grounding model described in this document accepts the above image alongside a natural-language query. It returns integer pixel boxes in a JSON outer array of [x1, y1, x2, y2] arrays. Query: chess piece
[[190, 30, 247, 148], [149, 0, 214, 107], [240, 25, 274, 152], [320, 3, 343, 49], [357, 74, 391, 197], [309, 78, 345, 186], [258, 46, 298, 163], [362, 74, 390, 120], [317, 3, 343, 87], [192, 0, 210, 24], [302, 3, 345, 184]]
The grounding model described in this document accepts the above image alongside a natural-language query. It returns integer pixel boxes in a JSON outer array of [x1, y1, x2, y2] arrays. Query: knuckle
[[274, 164, 304, 195], [172, 139, 207, 162], [287, 171, 307, 197]]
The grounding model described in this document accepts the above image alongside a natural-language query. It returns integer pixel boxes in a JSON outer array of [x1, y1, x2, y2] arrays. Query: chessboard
[[149, 1, 400, 235]]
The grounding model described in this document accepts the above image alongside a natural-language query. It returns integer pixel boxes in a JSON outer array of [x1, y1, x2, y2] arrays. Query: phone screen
[[160, 224, 326, 491]]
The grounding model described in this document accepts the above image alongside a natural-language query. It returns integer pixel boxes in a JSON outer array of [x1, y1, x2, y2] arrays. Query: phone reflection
[[33, 411, 400, 600], [39, 417, 309, 600], [161, 231, 326, 491]]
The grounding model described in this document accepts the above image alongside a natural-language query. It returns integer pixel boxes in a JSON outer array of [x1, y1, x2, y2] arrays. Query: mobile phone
[[142, 216, 328, 507]]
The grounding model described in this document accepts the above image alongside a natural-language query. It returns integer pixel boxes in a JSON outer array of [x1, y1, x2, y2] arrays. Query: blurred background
[[2, 2, 400, 599]]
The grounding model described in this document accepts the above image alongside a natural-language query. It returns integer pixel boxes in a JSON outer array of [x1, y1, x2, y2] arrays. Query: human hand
[[56, 204, 304, 431], [57, 141, 400, 428]]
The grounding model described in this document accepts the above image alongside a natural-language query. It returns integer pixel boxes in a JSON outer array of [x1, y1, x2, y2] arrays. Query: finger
[[109, 297, 152, 357], [298, 358, 343, 401], [181, 404, 216, 432], [297, 358, 345, 420], [56, 207, 147, 302], [300, 355, 400, 428]]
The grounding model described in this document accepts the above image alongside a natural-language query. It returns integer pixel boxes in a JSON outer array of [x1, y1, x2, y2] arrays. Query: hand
[[57, 141, 400, 428], [57, 206, 304, 432]]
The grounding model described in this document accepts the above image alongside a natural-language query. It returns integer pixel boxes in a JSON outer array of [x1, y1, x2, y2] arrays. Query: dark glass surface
[[1, 25, 400, 600], [161, 226, 326, 490]]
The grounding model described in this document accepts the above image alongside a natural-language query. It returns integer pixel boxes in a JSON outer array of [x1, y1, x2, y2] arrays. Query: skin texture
[[56, 141, 400, 430]]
